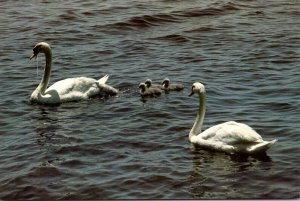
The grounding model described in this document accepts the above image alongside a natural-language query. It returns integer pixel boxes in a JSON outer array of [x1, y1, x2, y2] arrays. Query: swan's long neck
[[189, 91, 206, 141], [36, 47, 52, 94]]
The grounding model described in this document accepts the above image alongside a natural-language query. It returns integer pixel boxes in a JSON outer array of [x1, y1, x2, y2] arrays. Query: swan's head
[[30, 42, 51, 60], [189, 82, 205, 96], [162, 78, 170, 88], [139, 83, 147, 92], [144, 79, 152, 88]]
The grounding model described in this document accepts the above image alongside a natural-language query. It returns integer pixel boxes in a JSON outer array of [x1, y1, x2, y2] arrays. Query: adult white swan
[[188, 82, 277, 154], [29, 42, 118, 104]]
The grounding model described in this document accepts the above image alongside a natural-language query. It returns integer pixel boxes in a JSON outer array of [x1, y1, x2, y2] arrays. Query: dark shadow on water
[[191, 145, 273, 162], [31, 107, 60, 148], [229, 151, 272, 163]]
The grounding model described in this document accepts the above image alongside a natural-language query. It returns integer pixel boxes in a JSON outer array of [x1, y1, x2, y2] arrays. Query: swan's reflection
[[188, 147, 274, 199], [31, 104, 60, 148]]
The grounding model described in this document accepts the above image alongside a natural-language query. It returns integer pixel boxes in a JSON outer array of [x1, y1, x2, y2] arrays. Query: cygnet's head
[[139, 83, 147, 92], [162, 78, 170, 88], [144, 79, 152, 88], [189, 82, 206, 96], [30, 42, 51, 60]]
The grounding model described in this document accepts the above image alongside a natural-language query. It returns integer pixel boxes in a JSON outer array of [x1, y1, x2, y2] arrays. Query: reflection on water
[[189, 148, 276, 199], [33, 108, 58, 147]]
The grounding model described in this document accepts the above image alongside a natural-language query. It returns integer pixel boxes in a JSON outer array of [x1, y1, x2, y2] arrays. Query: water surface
[[0, 0, 299, 199]]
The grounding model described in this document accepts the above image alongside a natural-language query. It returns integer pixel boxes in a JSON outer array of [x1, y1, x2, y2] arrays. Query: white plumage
[[188, 82, 277, 154], [29, 42, 118, 104]]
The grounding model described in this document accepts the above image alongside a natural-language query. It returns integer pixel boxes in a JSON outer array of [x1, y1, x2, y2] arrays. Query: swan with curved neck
[[188, 82, 277, 154], [29, 42, 118, 104]]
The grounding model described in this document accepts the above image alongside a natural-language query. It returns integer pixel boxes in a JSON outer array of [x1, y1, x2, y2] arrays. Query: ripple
[[0, 0, 299, 199], [172, 2, 239, 18], [102, 13, 180, 30], [155, 34, 190, 43], [54, 145, 106, 156]]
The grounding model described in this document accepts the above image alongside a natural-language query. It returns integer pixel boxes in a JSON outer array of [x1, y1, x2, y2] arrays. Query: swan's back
[[46, 77, 98, 95], [210, 121, 263, 143]]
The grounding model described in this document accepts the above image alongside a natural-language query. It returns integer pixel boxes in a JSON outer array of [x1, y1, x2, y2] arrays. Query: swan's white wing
[[215, 121, 263, 144], [201, 121, 263, 145], [196, 123, 221, 140], [98, 74, 109, 84], [46, 77, 97, 95], [45, 77, 99, 102]]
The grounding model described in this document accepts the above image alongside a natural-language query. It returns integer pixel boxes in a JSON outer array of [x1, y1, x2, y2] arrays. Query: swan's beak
[[30, 53, 37, 60], [189, 85, 195, 96]]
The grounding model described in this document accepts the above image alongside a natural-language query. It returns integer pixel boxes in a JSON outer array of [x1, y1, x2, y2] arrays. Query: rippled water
[[0, 0, 299, 199]]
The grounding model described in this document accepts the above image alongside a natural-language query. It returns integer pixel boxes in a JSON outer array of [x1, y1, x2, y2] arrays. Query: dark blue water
[[0, 0, 299, 199]]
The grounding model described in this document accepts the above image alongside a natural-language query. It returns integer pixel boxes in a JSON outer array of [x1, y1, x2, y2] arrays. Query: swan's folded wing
[[47, 77, 97, 95], [191, 137, 235, 154], [197, 124, 222, 140], [213, 121, 263, 145]]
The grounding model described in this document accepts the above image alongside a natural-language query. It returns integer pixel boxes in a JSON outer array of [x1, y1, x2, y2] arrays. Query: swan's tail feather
[[98, 74, 109, 84], [96, 74, 119, 95], [247, 139, 277, 153]]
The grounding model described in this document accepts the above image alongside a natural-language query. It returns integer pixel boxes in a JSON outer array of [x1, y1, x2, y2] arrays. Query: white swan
[[29, 42, 118, 104], [188, 82, 277, 154]]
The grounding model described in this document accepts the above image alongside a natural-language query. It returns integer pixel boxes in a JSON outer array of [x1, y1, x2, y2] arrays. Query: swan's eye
[[33, 46, 40, 55]]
